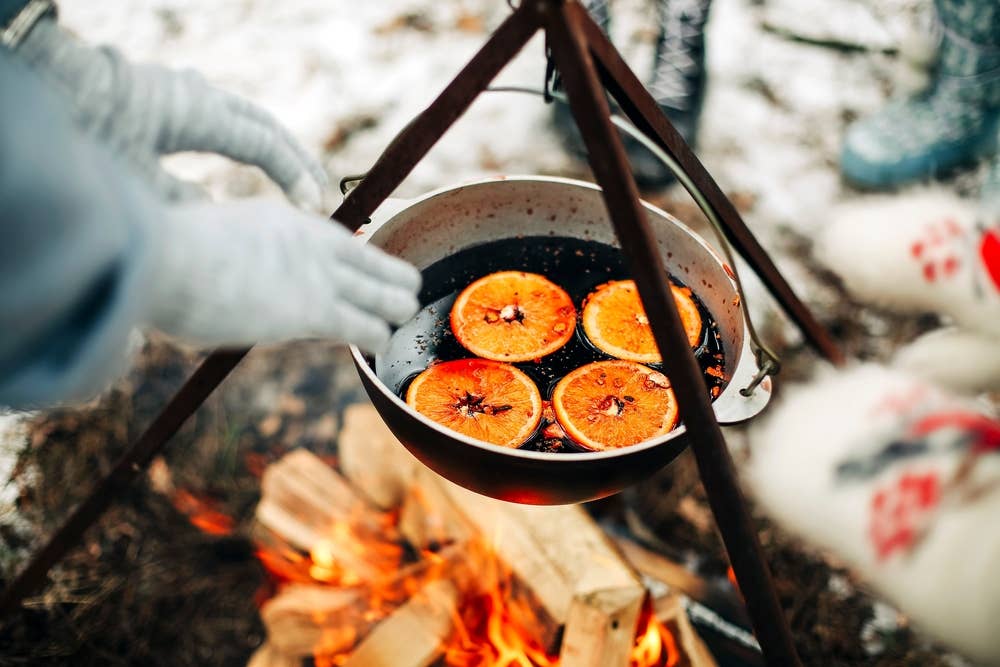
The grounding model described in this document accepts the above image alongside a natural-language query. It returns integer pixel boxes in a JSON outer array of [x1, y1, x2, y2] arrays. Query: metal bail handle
[[337, 87, 781, 396], [602, 111, 781, 396]]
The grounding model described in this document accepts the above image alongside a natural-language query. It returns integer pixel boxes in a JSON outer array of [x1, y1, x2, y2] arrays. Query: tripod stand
[[3, 2, 846, 664]]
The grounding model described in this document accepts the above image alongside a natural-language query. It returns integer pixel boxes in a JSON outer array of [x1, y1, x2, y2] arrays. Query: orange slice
[[581, 280, 702, 363], [406, 359, 543, 448], [450, 271, 576, 362], [552, 360, 679, 451]]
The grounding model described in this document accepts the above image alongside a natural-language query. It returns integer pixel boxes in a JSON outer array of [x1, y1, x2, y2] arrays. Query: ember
[[171, 489, 235, 536]]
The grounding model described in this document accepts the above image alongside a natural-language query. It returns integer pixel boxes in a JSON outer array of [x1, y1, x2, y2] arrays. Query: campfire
[[241, 404, 717, 667]]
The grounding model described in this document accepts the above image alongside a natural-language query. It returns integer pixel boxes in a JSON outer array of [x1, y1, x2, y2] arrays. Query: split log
[[654, 594, 718, 667], [435, 477, 645, 667], [259, 585, 371, 657], [340, 579, 459, 667], [398, 465, 473, 550], [246, 642, 300, 667], [611, 535, 708, 601], [336, 406, 645, 666], [255, 448, 400, 582], [338, 403, 420, 509], [257, 544, 468, 661]]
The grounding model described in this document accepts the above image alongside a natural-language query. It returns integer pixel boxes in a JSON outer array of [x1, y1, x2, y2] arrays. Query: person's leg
[[621, 0, 712, 188], [841, 0, 1000, 189], [552, 0, 713, 189], [982, 127, 1000, 214]]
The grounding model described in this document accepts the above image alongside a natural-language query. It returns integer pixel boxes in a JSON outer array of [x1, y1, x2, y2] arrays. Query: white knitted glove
[[816, 190, 1000, 338], [146, 199, 421, 353], [746, 364, 1000, 665], [894, 327, 1000, 395], [16, 19, 327, 209]]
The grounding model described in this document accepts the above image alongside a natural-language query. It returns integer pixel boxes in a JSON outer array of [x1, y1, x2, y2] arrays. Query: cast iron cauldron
[[350, 175, 771, 505]]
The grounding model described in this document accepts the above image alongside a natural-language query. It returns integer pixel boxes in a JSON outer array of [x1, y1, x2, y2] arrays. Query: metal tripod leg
[[571, 2, 844, 367], [547, 3, 802, 664]]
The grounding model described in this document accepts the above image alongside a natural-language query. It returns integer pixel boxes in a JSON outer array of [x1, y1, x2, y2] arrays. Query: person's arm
[[0, 53, 422, 409], [0, 51, 160, 406]]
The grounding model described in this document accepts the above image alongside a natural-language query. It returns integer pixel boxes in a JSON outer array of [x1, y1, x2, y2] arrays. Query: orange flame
[[630, 598, 679, 667], [171, 489, 235, 536], [443, 539, 558, 667]]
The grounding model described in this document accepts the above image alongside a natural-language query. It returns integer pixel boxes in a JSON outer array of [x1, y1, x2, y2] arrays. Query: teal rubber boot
[[841, 0, 1000, 189], [982, 142, 1000, 217]]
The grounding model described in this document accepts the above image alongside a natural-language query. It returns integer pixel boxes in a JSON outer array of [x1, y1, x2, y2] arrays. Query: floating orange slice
[[552, 360, 679, 451], [406, 359, 543, 448], [450, 271, 576, 362], [581, 280, 702, 363]]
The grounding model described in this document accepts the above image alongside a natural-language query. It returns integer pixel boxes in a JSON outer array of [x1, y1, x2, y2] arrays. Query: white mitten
[[16, 19, 327, 208], [746, 364, 1000, 664], [894, 327, 1000, 395], [817, 190, 1000, 337], [146, 199, 421, 353]]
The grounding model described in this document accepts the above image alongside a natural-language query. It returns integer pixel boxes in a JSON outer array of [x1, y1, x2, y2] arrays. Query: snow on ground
[[50, 0, 927, 226]]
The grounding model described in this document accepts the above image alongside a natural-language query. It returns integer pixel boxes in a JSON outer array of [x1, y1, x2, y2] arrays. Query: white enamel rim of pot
[[348, 175, 772, 462]]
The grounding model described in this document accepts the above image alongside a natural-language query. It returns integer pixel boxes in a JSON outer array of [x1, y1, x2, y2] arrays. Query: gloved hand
[[746, 364, 1000, 665], [145, 199, 422, 353], [15, 19, 327, 209], [816, 189, 1000, 393]]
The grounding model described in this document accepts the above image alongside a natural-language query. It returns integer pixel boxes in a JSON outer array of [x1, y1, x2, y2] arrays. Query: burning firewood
[[256, 448, 402, 583], [339, 402, 420, 509], [341, 579, 459, 667], [398, 465, 474, 550], [246, 642, 300, 667], [259, 585, 373, 657], [611, 535, 709, 601], [252, 405, 720, 667], [336, 404, 649, 666], [653, 594, 717, 667]]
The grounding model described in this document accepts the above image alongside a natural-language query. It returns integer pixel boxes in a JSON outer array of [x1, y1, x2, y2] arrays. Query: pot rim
[[348, 174, 770, 463]]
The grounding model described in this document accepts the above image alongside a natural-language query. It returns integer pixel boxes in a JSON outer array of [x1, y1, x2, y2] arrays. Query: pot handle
[[604, 113, 781, 399]]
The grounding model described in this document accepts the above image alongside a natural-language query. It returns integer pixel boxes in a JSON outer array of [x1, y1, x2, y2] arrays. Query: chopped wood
[[260, 449, 363, 526], [654, 593, 718, 667], [338, 403, 420, 509], [560, 586, 646, 667], [340, 579, 459, 667], [612, 535, 709, 601], [255, 448, 400, 583], [246, 642, 300, 667], [256, 427, 716, 667], [434, 475, 644, 666], [259, 585, 371, 657], [398, 466, 472, 550], [257, 543, 469, 661]]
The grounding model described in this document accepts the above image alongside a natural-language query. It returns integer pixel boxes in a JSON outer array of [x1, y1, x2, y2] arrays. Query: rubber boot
[[624, 0, 712, 188], [841, 0, 1000, 189], [982, 126, 1000, 216]]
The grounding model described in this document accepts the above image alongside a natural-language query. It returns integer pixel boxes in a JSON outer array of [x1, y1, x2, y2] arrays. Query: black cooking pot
[[350, 176, 771, 505]]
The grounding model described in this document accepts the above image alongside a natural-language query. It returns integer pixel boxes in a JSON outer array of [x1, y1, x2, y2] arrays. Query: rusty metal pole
[[572, 5, 844, 367], [332, 6, 541, 227], [0, 350, 248, 616], [546, 2, 802, 664]]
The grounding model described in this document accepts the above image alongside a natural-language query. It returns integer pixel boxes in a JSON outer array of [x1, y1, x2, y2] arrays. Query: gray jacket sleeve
[[0, 51, 160, 407]]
